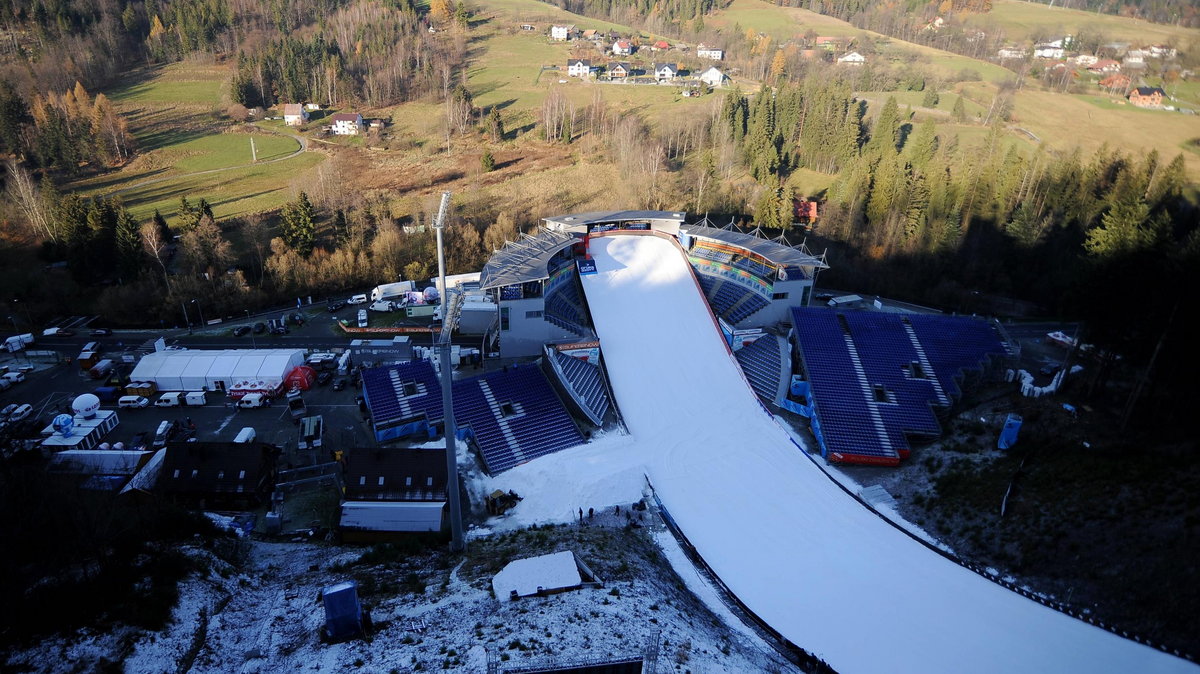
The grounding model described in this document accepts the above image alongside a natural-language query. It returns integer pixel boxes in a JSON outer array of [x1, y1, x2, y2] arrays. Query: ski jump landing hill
[[576, 231, 1194, 674]]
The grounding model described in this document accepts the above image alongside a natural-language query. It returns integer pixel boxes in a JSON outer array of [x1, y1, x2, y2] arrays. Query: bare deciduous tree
[[5, 161, 55, 242]]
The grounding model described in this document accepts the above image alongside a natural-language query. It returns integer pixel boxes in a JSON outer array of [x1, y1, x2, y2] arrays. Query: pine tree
[[481, 149, 495, 172], [115, 210, 143, 282], [864, 96, 900, 156], [904, 119, 937, 168], [486, 107, 505, 142], [952, 96, 967, 123], [922, 89, 939, 107], [770, 50, 787, 82], [282, 191, 317, 256], [333, 208, 349, 244]]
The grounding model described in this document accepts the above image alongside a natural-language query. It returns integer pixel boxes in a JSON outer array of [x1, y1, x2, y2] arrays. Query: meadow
[[966, 0, 1200, 47]]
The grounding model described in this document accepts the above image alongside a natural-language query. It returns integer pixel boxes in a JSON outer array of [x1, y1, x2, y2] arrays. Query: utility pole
[[250, 137, 257, 163], [433, 191, 463, 552]]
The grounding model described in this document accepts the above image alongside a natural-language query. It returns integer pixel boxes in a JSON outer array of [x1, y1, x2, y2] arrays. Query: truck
[[370, 281, 415, 304], [286, 389, 307, 422], [88, 359, 115, 379], [4, 334, 33, 352], [297, 415, 324, 450], [237, 392, 270, 408], [78, 351, 99, 371]]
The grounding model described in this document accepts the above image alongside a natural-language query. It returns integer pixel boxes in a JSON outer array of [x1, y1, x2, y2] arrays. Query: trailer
[[370, 281, 415, 304], [286, 390, 307, 422]]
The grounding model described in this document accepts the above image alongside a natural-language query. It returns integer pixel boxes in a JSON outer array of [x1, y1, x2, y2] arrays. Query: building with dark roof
[[1128, 86, 1166, 108], [340, 448, 448, 540], [157, 441, 281, 508]]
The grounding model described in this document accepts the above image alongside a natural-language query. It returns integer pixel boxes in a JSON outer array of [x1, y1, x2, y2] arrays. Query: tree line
[[0, 81, 134, 173]]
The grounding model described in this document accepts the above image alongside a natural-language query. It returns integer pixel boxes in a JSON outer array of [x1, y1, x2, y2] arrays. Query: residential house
[[304, 102, 321, 111], [1147, 45, 1177, 59], [369, 119, 385, 130], [567, 59, 593, 77], [997, 47, 1027, 60], [698, 66, 727, 88], [1123, 49, 1147, 67], [815, 36, 848, 51], [1072, 54, 1099, 67], [652, 62, 678, 81], [612, 39, 633, 56], [339, 448, 448, 541], [550, 24, 574, 41], [651, 40, 670, 51], [793, 198, 820, 227], [1034, 43, 1065, 59], [1087, 59, 1121, 74], [696, 44, 724, 60], [607, 62, 632, 79], [1099, 73, 1131, 90], [837, 51, 866, 66], [157, 441, 281, 509], [520, 23, 535, 31], [330, 112, 364, 135], [1128, 86, 1166, 108], [282, 103, 308, 127], [582, 29, 597, 40]]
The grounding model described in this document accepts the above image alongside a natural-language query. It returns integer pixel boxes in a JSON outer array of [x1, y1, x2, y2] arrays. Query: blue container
[[322, 581, 363, 640]]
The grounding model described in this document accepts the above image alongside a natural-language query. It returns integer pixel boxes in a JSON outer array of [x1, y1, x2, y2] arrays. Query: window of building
[[238, 470, 246, 479], [173, 469, 180, 479], [500, 307, 510, 331], [405, 477, 413, 486], [772, 292, 789, 300], [217, 471, 225, 479], [426, 477, 434, 486], [190, 469, 198, 478], [526, 310, 543, 319], [378, 476, 385, 486]]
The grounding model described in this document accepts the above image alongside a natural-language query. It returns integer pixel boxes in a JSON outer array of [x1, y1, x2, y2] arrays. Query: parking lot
[[0, 350, 375, 464]]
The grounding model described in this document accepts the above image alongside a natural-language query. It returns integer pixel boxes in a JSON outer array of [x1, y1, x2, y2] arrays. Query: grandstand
[[734, 335, 788, 404], [545, 346, 611, 426], [361, 361, 584, 474], [791, 307, 1008, 466]]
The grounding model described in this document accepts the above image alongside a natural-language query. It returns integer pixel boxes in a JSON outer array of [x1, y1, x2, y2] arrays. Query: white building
[[997, 47, 1027, 60], [696, 44, 724, 60], [550, 24, 574, 41], [698, 66, 727, 87], [330, 112, 364, 135], [652, 62, 678, 81], [837, 51, 866, 66], [129, 348, 305, 394], [612, 39, 633, 55], [1072, 54, 1099, 67], [566, 59, 593, 77], [282, 103, 308, 126], [1034, 44, 1065, 59]]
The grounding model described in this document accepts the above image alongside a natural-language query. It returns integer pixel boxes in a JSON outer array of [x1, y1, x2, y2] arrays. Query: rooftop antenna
[[432, 190, 464, 553]]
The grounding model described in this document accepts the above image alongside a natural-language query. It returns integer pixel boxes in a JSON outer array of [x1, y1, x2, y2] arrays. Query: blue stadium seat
[[553, 351, 610, 423], [735, 336, 783, 402]]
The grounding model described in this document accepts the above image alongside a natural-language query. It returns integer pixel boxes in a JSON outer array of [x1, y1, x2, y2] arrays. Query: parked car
[[327, 300, 347, 312], [332, 378, 347, 391], [8, 404, 32, 422], [233, 325, 251, 336], [253, 322, 267, 334], [316, 371, 333, 386], [90, 328, 113, 336], [290, 312, 306, 326], [118, 395, 150, 408], [2, 371, 26, 384], [1, 403, 17, 419], [270, 324, 289, 335], [348, 294, 369, 305]]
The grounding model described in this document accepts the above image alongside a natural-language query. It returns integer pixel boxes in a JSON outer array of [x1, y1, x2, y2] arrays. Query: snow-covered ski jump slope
[[577, 233, 1194, 674]]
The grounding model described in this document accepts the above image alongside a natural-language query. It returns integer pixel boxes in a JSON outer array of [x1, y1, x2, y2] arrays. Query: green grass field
[[107, 62, 228, 106], [105, 152, 325, 222], [966, 0, 1199, 47]]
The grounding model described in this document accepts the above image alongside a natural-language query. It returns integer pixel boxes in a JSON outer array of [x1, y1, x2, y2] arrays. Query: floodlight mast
[[433, 191, 464, 552]]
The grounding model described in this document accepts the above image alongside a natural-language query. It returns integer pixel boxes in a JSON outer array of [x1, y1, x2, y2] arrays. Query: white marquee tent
[[130, 349, 305, 392]]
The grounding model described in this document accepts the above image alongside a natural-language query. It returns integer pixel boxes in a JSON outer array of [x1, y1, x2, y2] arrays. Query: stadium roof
[[682, 223, 829, 271], [479, 230, 576, 289], [543, 210, 686, 231]]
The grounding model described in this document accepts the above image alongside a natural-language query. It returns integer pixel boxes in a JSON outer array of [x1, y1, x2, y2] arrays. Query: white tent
[[130, 349, 305, 392]]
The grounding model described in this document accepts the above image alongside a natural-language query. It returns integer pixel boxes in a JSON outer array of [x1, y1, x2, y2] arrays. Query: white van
[[184, 391, 207, 406], [357, 309, 368, 328], [348, 294, 369, 305], [238, 393, 269, 408], [81, 341, 100, 353], [234, 427, 256, 443], [156, 392, 182, 407], [2, 372, 25, 384], [118, 395, 149, 409]]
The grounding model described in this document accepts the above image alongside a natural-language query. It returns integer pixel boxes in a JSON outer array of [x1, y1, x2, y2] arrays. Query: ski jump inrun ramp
[[578, 233, 1193, 674]]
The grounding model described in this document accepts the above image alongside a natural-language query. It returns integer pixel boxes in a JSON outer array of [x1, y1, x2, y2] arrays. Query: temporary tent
[[284, 365, 317, 391], [130, 349, 305, 393]]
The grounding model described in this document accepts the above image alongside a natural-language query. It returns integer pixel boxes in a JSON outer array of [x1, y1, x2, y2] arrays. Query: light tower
[[432, 191, 464, 552]]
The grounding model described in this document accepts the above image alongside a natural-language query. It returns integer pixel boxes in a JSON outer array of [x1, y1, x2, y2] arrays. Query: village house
[[837, 51, 866, 66], [696, 44, 724, 60], [304, 102, 320, 111], [652, 62, 678, 82], [1072, 54, 1099, 67], [997, 47, 1027, 60], [550, 24, 574, 41], [815, 36, 848, 51], [1087, 59, 1121, 74], [1034, 43, 1065, 59], [567, 59, 593, 77], [698, 66, 727, 88], [1147, 45, 1177, 59], [1099, 73, 1131, 90], [330, 112, 364, 135], [651, 40, 670, 51], [607, 62, 632, 79], [282, 103, 308, 127], [612, 39, 633, 56], [1128, 86, 1166, 108], [1124, 49, 1147, 67], [582, 29, 597, 40]]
